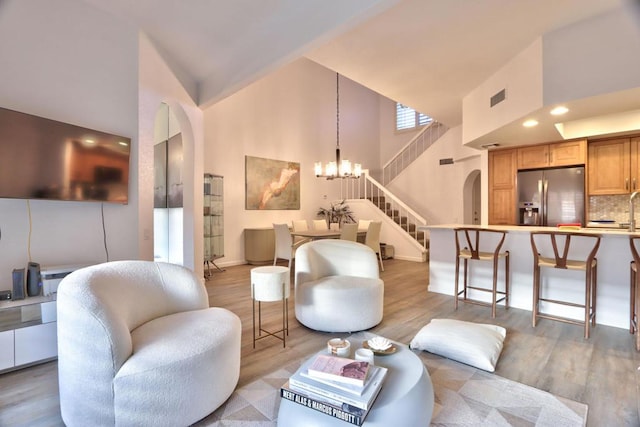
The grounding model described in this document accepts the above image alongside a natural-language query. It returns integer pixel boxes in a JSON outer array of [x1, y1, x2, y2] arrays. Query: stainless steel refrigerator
[[517, 166, 585, 226]]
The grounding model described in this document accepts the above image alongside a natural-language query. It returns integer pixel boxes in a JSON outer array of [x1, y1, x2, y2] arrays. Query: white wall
[[203, 58, 381, 266], [386, 126, 483, 225], [0, 0, 139, 283], [462, 39, 544, 145], [542, 7, 640, 106]]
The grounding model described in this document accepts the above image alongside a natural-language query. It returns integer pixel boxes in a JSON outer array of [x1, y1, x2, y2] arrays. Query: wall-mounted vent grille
[[490, 89, 506, 107], [439, 158, 454, 165], [481, 143, 500, 149]]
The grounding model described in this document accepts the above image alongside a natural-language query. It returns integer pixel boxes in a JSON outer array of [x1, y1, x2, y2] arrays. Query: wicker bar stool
[[530, 231, 601, 339], [454, 227, 510, 318], [630, 236, 640, 351]]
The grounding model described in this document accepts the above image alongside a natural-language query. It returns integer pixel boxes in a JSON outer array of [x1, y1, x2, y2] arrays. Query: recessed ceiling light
[[550, 106, 569, 116], [523, 119, 538, 128], [84, 139, 95, 144]]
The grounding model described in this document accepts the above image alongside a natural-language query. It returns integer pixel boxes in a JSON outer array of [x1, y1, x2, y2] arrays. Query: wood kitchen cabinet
[[489, 148, 517, 225], [517, 139, 586, 170], [587, 137, 640, 195], [631, 137, 640, 192]]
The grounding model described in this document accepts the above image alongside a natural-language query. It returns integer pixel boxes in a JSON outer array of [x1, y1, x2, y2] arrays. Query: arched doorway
[[463, 170, 481, 225], [153, 103, 184, 264]]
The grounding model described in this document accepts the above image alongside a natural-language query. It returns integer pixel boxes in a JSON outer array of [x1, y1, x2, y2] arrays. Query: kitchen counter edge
[[417, 224, 640, 237]]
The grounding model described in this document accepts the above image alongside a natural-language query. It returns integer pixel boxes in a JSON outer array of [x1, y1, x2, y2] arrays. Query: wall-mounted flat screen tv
[[0, 107, 131, 204]]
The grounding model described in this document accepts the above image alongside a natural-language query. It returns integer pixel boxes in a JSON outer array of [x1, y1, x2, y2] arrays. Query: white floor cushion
[[409, 318, 506, 372]]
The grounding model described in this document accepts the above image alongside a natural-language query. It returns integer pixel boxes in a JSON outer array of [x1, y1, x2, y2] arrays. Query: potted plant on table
[[316, 200, 356, 228]]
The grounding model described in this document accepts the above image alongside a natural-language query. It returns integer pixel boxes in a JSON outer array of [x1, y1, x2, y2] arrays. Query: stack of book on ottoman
[[280, 354, 388, 426]]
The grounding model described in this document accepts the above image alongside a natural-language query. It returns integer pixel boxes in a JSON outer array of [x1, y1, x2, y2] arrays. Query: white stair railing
[[339, 171, 429, 247], [383, 120, 448, 185]]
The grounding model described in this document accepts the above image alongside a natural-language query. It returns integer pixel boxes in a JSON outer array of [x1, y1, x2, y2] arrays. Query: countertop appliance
[[517, 166, 585, 227]]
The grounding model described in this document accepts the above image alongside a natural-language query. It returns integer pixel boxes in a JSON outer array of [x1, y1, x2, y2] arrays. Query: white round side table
[[251, 265, 290, 348]]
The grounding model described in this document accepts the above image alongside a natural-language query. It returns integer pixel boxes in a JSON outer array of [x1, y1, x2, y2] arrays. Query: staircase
[[368, 195, 427, 247], [338, 172, 429, 251], [335, 121, 448, 252]]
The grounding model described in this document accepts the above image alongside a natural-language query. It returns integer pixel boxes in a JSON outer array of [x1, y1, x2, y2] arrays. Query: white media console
[[0, 263, 91, 372]]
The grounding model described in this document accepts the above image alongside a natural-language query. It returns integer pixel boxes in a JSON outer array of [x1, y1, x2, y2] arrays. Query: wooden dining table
[[291, 229, 367, 240]]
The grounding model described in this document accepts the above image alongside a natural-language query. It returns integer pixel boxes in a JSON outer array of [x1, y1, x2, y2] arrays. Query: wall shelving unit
[[204, 173, 224, 277]]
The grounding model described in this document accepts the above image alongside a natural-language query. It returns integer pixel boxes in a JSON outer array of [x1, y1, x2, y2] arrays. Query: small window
[[396, 103, 432, 131]]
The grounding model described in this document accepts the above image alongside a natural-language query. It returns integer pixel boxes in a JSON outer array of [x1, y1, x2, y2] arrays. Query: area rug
[[194, 352, 588, 426]]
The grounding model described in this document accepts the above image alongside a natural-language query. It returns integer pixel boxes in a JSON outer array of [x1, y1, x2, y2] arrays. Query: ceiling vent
[[481, 143, 500, 149], [490, 89, 506, 107]]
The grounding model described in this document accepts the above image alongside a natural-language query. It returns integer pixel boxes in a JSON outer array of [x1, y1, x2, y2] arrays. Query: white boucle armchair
[[294, 240, 384, 332], [57, 260, 241, 427]]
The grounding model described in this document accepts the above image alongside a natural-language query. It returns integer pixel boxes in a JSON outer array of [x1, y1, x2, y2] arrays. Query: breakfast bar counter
[[421, 224, 639, 330]]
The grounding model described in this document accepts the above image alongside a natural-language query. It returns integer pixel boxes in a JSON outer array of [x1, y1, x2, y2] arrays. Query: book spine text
[[280, 387, 363, 426]]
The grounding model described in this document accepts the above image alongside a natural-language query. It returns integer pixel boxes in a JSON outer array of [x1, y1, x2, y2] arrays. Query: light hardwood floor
[[1, 258, 639, 426]]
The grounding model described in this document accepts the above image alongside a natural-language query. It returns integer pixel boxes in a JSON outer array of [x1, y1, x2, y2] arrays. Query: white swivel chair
[[274, 223, 303, 269], [57, 260, 241, 427], [313, 219, 329, 230], [294, 240, 384, 332], [365, 221, 384, 271], [339, 223, 358, 241]]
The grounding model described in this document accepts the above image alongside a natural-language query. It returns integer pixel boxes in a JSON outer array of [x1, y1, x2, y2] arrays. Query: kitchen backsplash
[[589, 194, 636, 222]]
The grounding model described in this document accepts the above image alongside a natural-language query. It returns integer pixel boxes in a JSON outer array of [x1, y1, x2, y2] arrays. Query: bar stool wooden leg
[[532, 263, 539, 328], [592, 262, 598, 327], [636, 270, 640, 351], [505, 252, 510, 310], [454, 254, 461, 310], [584, 271, 591, 340], [491, 256, 498, 318], [463, 259, 469, 301], [631, 261, 636, 334], [631, 260, 640, 350], [630, 237, 640, 350]]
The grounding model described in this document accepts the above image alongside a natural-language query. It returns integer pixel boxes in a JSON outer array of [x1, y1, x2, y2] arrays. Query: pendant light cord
[[336, 72, 340, 150]]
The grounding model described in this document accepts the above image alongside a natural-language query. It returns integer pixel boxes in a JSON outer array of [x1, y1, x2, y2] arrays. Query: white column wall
[[138, 34, 204, 277]]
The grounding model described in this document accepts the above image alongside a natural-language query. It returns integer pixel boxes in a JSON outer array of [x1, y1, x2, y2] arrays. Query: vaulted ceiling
[[81, 0, 636, 145]]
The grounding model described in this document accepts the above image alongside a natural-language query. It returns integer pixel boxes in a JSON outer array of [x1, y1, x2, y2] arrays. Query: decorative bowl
[[367, 336, 392, 351]]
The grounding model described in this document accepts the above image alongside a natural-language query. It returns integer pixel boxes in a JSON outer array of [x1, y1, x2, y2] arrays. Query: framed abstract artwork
[[245, 156, 300, 210]]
